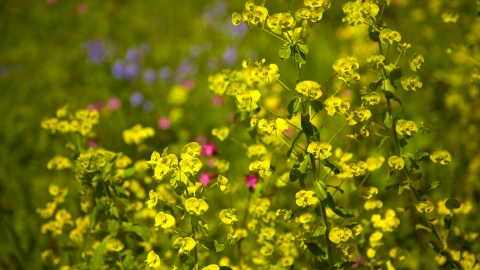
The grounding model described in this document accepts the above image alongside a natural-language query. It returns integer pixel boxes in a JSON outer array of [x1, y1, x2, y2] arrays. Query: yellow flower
[[295, 190, 319, 207], [217, 175, 229, 192], [366, 156, 385, 171], [106, 238, 124, 252], [154, 212, 176, 229], [247, 144, 267, 158], [185, 198, 209, 215], [202, 265, 220, 270], [361, 92, 381, 106], [364, 200, 383, 210], [396, 120, 418, 136], [249, 159, 273, 178], [297, 212, 312, 224], [307, 142, 332, 160], [267, 13, 295, 34], [212, 126, 230, 141], [388, 156, 404, 170], [145, 250, 161, 268], [409, 53, 424, 72], [354, 107, 372, 122], [379, 29, 402, 44], [324, 97, 350, 116], [295, 81, 322, 100], [415, 201, 434, 213], [430, 150, 452, 165], [329, 227, 353, 244], [362, 186, 378, 199], [257, 118, 289, 136], [172, 237, 196, 255], [236, 90, 261, 111], [251, 64, 280, 83], [219, 208, 238, 224], [332, 56, 360, 83], [369, 231, 384, 247], [231, 12, 242, 26], [366, 53, 385, 69], [147, 149, 179, 181], [371, 209, 400, 232], [401, 75, 422, 91], [123, 124, 155, 145]]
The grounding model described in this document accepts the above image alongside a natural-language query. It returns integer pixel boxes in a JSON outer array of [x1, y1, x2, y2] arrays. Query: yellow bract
[[185, 198, 209, 215], [154, 212, 176, 229], [146, 190, 158, 209], [361, 92, 381, 106], [251, 64, 280, 83], [379, 29, 402, 44], [371, 209, 400, 232], [172, 237, 196, 255], [342, 0, 379, 25], [267, 13, 295, 34], [332, 56, 360, 83], [409, 53, 424, 72], [257, 118, 289, 136], [236, 90, 261, 111], [179, 158, 202, 176], [212, 126, 230, 141], [366, 53, 385, 69], [180, 142, 202, 160], [219, 208, 239, 224], [401, 75, 423, 91], [249, 159, 273, 178], [202, 265, 220, 270], [145, 251, 161, 268], [369, 231, 384, 247], [106, 238, 124, 252], [147, 148, 178, 181], [324, 97, 350, 116], [430, 150, 452, 165], [295, 80, 322, 100], [329, 227, 353, 244], [388, 156, 404, 170], [364, 200, 383, 210], [295, 190, 318, 207], [307, 141, 332, 160], [396, 120, 418, 136], [415, 201, 434, 213], [362, 186, 378, 199], [366, 156, 385, 171]]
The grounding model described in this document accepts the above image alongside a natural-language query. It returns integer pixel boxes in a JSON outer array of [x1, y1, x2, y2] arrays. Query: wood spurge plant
[[32, 0, 480, 270]]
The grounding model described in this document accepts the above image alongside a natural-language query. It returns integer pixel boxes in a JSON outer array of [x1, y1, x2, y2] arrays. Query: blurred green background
[[1, 0, 479, 269]]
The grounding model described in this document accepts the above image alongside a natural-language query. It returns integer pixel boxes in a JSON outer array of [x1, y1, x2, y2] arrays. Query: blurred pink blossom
[[212, 95, 224, 108], [245, 174, 259, 188], [353, 255, 370, 269], [108, 97, 121, 110], [77, 3, 88, 15], [196, 135, 207, 145], [208, 158, 215, 168], [200, 172, 212, 187], [47, 0, 57, 5], [87, 102, 104, 111], [284, 127, 294, 137], [228, 112, 234, 123], [89, 140, 97, 149], [182, 79, 195, 91], [202, 142, 216, 157], [158, 117, 171, 130]]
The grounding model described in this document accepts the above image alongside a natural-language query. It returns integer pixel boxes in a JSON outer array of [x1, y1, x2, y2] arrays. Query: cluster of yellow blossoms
[[41, 105, 99, 136]]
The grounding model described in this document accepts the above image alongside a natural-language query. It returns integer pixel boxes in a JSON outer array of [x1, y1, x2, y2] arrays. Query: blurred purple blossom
[[84, 40, 105, 64], [125, 48, 139, 62], [208, 158, 215, 168], [124, 63, 139, 80], [143, 101, 154, 112], [158, 67, 172, 80], [353, 255, 370, 269], [139, 43, 150, 56], [176, 60, 197, 80], [207, 56, 219, 71], [228, 21, 248, 39], [130, 91, 144, 107], [112, 60, 126, 79], [203, 0, 227, 27], [144, 68, 156, 85], [223, 46, 237, 66]]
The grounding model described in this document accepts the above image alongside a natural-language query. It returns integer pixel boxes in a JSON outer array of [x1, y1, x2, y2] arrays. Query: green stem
[[277, 79, 298, 96], [328, 122, 347, 143], [259, 28, 289, 43], [258, 102, 302, 131]]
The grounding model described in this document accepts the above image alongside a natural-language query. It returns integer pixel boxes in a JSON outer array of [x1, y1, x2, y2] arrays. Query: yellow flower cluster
[[256, 118, 289, 136], [332, 56, 360, 83], [379, 29, 402, 44], [409, 53, 424, 72], [122, 124, 154, 145], [47, 155, 72, 170], [324, 97, 350, 116], [295, 190, 318, 207], [342, 0, 379, 26], [401, 75, 423, 91], [388, 155, 404, 170], [307, 141, 332, 160], [396, 119, 418, 136], [41, 106, 99, 136], [329, 227, 353, 244], [371, 209, 400, 232], [430, 150, 452, 165], [295, 80, 322, 100], [232, 0, 268, 26], [249, 159, 272, 178], [36, 184, 69, 218]]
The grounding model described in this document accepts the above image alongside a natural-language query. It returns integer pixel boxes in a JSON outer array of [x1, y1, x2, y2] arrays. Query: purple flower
[[112, 60, 126, 79], [125, 48, 139, 62], [158, 117, 171, 130], [108, 97, 121, 110], [228, 21, 248, 39], [143, 101, 154, 112], [176, 60, 197, 80], [130, 91, 144, 107], [124, 63, 139, 80], [223, 46, 238, 66], [84, 40, 104, 64], [245, 174, 259, 188], [158, 67, 172, 80], [144, 68, 156, 85], [202, 142, 216, 157], [139, 43, 150, 56], [207, 56, 219, 71]]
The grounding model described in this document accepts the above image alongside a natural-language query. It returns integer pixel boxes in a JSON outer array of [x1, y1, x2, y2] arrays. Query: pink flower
[[77, 3, 88, 15], [158, 117, 171, 130], [208, 158, 215, 168], [202, 142, 216, 157], [108, 97, 121, 110], [284, 127, 294, 137], [245, 174, 259, 188], [212, 95, 224, 108], [228, 112, 235, 123], [353, 255, 369, 269], [182, 79, 195, 91], [196, 135, 207, 145], [89, 140, 97, 149], [200, 172, 213, 187], [87, 102, 104, 111], [46, 0, 57, 5]]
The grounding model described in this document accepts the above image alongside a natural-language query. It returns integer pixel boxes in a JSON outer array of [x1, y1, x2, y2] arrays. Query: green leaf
[[299, 154, 309, 174], [382, 78, 396, 94], [214, 240, 225, 252], [305, 242, 326, 257], [131, 225, 149, 241], [301, 114, 314, 136], [368, 26, 380, 42], [89, 235, 111, 270], [279, 43, 292, 60], [312, 226, 327, 239], [109, 206, 119, 219], [410, 171, 423, 181], [426, 181, 441, 193], [286, 131, 304, 158], [297, 42, 309, 54], [445, 198, 461, 210], [198, 239, 215, 251], [122, 167, 136, 177], [335, 261, 356, 270], [377, 136, 389, 153], [322, 158, 341, 175], [416, 152, 430, 162], [107, 219, 119, 237], [444, 215, 452, 230], [314, 181, 328, 201], [327, 184, 344, 194], [289, 164, 301, 182], [89, 206, 98, 229], [286, 97, 300, 119], [331, 205, 355, 218], [415, 224, 432, 232], [114, 186, 128, 198], [220, 267, 233, 270], [382, 109, 393, 128], [70, 262, 89, 270], [176, 214, 187, 228], [385, 183, 400, 190], [123, 254, 134, 270], [198, 221, 210, 236], [294, 47, 307, 64], [310, 100, 323, 113], [312, 259, 329, 270]]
